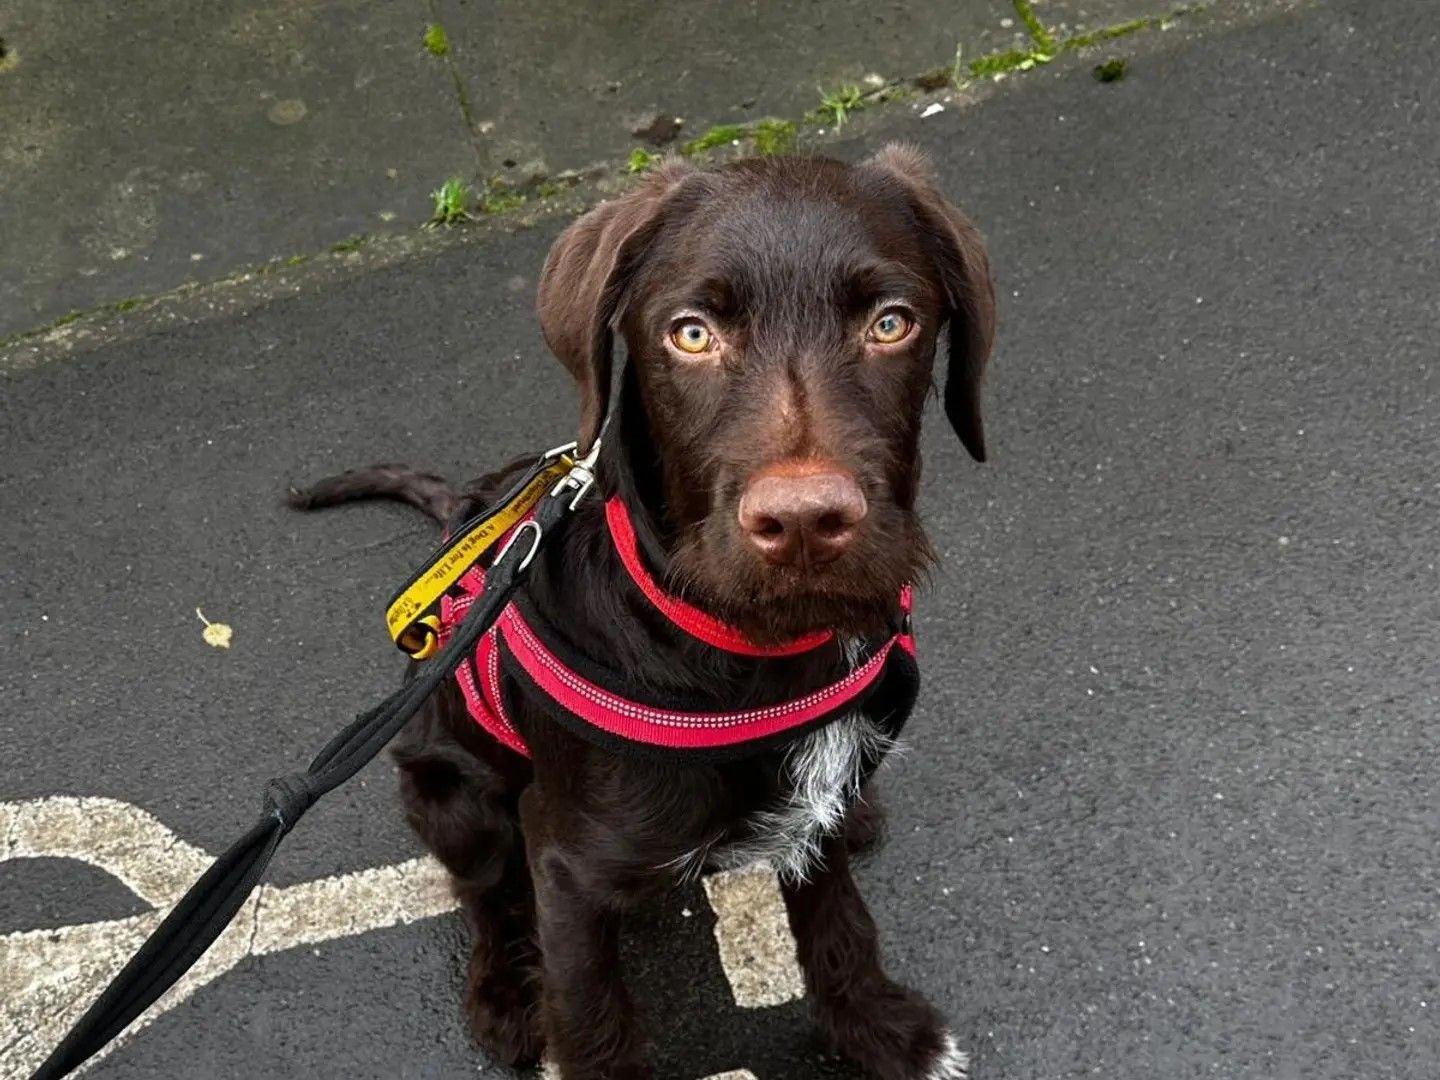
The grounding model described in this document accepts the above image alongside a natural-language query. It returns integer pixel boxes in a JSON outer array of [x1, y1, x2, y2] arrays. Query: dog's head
[[537, 146, 996, 644]]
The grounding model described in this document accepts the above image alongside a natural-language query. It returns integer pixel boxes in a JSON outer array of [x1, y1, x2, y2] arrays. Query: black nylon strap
[[32, 486, 576, 1080]]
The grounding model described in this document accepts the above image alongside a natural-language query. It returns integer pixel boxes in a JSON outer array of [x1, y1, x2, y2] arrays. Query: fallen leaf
[[196, 607, 233, 649]]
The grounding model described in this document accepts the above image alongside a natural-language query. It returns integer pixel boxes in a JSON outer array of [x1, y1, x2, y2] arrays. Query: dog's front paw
[[464, 967, 544, 1066], [817, 982, 968, 1080], [921, 1031, 971, 1079]]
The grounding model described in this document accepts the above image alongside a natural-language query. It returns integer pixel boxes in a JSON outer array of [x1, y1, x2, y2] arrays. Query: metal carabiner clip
[[550, 437, 603, 510]]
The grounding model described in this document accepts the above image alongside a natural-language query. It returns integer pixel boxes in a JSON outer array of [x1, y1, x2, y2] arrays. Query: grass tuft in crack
[[1012, 0, 1057, 53], [422, 23, 449, 57], [813, 84, 865, 129], [962, 1, 1201, 82], [951, 44, 969, 90], [427, 177, 474, 226]]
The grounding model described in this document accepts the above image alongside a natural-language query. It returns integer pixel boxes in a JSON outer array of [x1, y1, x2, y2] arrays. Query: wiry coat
[[291, 146, 995, 1080]]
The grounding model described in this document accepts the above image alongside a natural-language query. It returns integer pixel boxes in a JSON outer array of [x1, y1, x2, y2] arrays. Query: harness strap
[[441, 528, 915, 758], [499, 602, 912, 751], [445, 570, 529, 757], [604, 496, 833, 657]]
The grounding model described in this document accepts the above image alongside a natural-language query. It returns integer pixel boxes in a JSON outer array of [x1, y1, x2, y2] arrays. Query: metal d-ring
[[494, 519, 543, 573]]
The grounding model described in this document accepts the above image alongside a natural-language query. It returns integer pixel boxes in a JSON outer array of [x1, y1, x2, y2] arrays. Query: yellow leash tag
[[385, 453, 574, 658]]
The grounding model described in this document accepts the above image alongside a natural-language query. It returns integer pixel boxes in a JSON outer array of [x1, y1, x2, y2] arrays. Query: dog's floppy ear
[[864, 144, 997, 462], [537, 161, 697, 453]]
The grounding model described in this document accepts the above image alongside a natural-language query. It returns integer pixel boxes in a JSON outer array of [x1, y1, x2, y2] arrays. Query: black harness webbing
[[32, 468, 586, 1080]]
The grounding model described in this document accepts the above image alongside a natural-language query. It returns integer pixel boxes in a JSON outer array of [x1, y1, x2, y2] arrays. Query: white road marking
[[3, 794, 215, 909], [1, 797, 451, 1077], [702, 863, 806, 1008], [1, 798, 805, 1078]]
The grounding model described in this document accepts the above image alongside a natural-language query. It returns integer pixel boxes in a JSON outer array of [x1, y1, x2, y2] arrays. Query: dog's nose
[[737, 466, 868, 567]]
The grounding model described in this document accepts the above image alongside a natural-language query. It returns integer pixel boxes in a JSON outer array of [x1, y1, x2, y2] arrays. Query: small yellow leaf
[[202, 622, 233, 649], [196, 607, 233, 649]]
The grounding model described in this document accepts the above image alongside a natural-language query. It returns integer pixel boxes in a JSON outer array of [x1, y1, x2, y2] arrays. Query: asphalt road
[[3, 1, 1438, 1077]]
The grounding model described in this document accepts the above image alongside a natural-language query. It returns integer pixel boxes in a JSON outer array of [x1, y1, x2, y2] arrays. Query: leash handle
[[31, 469, 588, 1080]]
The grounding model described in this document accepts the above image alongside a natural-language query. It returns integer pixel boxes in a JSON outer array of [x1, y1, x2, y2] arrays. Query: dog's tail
[[286, 465, 458, 525]]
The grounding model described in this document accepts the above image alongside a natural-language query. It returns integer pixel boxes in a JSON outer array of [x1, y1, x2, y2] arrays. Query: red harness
[[437, 497, 916, 758]]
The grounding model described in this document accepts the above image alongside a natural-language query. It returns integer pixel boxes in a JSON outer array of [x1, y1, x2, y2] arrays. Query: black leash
[[33, 451, 597, 1080]]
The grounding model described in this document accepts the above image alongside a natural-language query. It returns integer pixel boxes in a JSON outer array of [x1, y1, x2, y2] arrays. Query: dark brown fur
[[291, 147, 995, 1079]]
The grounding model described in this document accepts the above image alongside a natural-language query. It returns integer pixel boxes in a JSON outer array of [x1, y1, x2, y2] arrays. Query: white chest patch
[[708, 709, 895, 884]]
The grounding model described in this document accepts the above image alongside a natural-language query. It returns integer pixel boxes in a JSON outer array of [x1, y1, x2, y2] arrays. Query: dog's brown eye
[[670, 319, 714, 355], [869, 309, 914, 345]]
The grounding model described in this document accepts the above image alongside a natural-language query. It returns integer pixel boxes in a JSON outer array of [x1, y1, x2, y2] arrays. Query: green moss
[[329, 234, 369, 254], [752, 118, 797, 156], [422, 23, 449, 57], [626, 147, 659, 174], [1063, 4, 1204, 51], [286, 254, 309, 267], [479, 190, 527, 214], [681, 124, 748, 156], [968, 48, 1038, 78], [535, 181, 563, 199], [1012, 0, 1057, 53], [1093, 57, 1129, 82], [1064, 17, 1154, 50], [3, 302, 139, 346]]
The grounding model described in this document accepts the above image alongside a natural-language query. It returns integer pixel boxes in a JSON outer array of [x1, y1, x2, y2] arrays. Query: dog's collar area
[[603, 495, 835, 658]]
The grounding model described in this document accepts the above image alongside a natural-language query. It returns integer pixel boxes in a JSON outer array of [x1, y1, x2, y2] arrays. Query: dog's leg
[[521, 787, 653, 1080], [395, 727, 543, 1065], [452, 852, 541, 1066], [782, 835, 968, 1080], [843, 781, 886, 855]]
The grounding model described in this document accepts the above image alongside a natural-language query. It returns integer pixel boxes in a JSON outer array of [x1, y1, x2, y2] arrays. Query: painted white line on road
[[2, 795, 214, 909], [2, 797, 804, 1078], [702, 863, 805, 1009], [1, 797, 453, 1078]]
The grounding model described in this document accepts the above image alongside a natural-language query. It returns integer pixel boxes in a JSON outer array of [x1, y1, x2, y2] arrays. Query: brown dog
[[291, 144, 995, 1079]]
